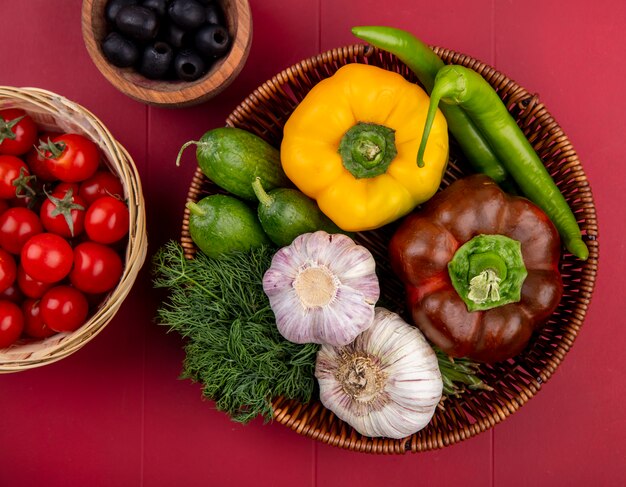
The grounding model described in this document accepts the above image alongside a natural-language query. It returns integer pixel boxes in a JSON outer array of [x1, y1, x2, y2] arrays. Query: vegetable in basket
[[315, 307, 442, 439], [418, 64, 588, 260], [176, 127, 290, 201], [263, 231, 380, 346], [351, 25, 511, 187], [153, 241, 318, 423], [435, 347, 492, 397], [280, 63, 449, 232], [186, 194, 270, 258], [389, 175, 563, 363], [251, 177, 345, 247]]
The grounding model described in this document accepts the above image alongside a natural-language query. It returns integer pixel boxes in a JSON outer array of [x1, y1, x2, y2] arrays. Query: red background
[[0, 1, 622, 486]]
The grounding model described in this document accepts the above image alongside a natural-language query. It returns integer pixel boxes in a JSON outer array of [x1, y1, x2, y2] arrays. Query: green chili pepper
[[351, 25, 510, 185], [418, 64, 589, 260]]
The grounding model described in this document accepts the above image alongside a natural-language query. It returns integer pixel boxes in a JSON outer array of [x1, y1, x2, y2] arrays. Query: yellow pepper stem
[[338, 122, 397, 179]]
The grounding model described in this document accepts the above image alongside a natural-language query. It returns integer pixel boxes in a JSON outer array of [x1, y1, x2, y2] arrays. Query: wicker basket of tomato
[[0, 86, 146, 372]]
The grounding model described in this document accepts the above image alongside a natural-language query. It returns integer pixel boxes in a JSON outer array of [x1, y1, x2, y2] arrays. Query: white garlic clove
[[315, 307, 443, 439], [309, 288, 377, 346]]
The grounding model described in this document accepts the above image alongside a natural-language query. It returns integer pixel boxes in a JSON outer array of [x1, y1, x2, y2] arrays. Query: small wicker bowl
[[0, 86, 147, 373], [181, 45, 599, 453], [81, 0, 253, 107]]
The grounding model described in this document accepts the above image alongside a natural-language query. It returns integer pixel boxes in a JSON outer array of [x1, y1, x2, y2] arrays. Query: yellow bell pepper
[[280, 63, 449, 232]]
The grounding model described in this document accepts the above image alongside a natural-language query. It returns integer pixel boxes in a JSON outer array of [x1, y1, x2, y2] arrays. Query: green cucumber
[[187, 194, 271, 258], [252, 177, 344, 247], [177, 127, 291, 200]]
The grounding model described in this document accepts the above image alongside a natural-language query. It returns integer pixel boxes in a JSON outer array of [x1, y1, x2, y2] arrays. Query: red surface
[[0, 1, 622, 486]]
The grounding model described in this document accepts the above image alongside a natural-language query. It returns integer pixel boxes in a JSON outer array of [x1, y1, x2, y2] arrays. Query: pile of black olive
[[101, 0, 231, 82]]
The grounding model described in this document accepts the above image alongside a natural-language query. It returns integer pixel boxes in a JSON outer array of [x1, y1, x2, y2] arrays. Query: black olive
[[142, 0, 168, 17], [162, 22, 192, 48], [204, 4, 223, 25], [195, 24, 230, 58], [168, 0, 206, 30], [174, 50, 207, 81], [105, 0, 139, 24], [195, 0, 214, 5], [101, 31, 140, 68], [138, 41, 174, 79], [116, 5, 160, 42]]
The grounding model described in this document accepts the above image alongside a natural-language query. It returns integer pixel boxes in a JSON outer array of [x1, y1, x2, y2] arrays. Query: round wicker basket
[[181, 45, 598, 453], [0, 86, 147, 373]]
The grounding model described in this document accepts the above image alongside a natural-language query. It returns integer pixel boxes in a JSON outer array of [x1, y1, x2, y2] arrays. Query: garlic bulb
[[263, 231, 379, 346], [315, 307, 443, 439]]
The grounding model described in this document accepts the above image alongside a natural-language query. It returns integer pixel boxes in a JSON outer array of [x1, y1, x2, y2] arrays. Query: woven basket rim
[[181, 43, 598, 453], [0, 85, 148, 372]]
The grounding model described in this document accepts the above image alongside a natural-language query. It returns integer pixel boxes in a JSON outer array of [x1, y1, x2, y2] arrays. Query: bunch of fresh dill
[[153, 241, 319, 423], [434, 347, 492, 397]]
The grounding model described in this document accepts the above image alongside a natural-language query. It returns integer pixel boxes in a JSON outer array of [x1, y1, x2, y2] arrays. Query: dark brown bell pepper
[[389, 174, 563, 363]]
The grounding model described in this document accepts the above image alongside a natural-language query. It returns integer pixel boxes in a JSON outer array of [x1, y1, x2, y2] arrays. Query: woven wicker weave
[[0, 86, 147, 373], [181, 45, 598, 453]]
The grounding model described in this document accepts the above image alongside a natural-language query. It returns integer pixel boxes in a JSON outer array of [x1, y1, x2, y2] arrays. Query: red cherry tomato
[[0, 199, 8, 215], [0, 300, 24, 348], [79, 171, 124, 205], [23, 298, 56, 339], [0, 207, 43, 254], [0, 248, 17, 294], [21, 233, 73, 283], [9, 176, 43, 211], [10, 197, 41, 213], [40, 190, 86, 238], [40, 286, 89, 332], [54, 182, 80, 196], [17, 264, 53, 299], [0, 109, 37, 156], [70, 242, 123, 294], [26, 146, 57, 182], [39, 133, 99, 183], [0, 155, 31, 199], [84, 196, 129, 244], [0, 282, 22, 303], [27, 130, 62, 182]]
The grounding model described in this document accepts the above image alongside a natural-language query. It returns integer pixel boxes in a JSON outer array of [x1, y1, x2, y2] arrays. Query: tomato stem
[[13, 167, 37, 198], [45, 187, 85, 237], [0, 114, 24, 143], [37, 138, 66, 159]]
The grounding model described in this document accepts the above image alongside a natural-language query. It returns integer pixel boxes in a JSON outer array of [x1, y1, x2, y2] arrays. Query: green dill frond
[[434, 347, 492, 397], [153, 241, 318, 423]]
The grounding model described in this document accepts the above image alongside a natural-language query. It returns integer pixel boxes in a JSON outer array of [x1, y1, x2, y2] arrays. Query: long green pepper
[[418, 65, 588, 260], [351, 26, 511, 185]]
